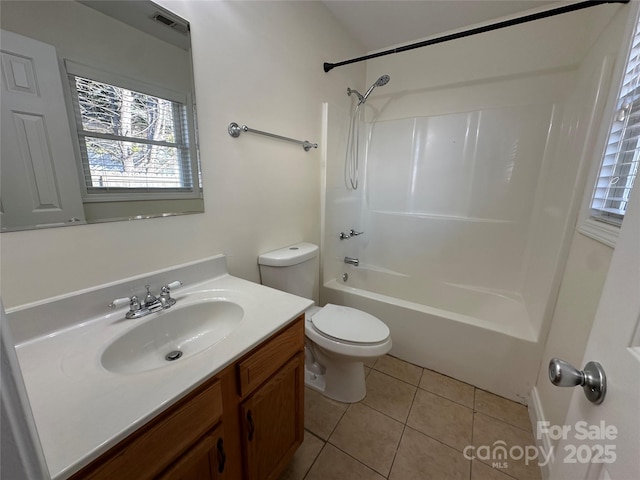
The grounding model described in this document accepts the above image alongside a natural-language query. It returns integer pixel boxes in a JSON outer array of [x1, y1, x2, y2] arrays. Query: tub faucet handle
[[349, 229, 363, 236], [339, 232, 351, 240]]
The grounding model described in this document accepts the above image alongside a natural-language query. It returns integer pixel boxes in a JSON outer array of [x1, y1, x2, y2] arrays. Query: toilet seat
[[305, 304, 392, 358], [311, 304, 389, 344]]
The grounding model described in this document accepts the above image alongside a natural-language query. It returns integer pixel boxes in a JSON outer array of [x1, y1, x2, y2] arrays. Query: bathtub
[[321, 266, 543, 403]]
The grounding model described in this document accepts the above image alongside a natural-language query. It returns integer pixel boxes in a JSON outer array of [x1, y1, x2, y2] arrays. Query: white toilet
[[258, 242, 392, 403]]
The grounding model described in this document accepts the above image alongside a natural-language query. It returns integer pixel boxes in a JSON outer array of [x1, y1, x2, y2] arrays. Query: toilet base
[[303, 359, 367, 403], [304, 368, 325, 393]]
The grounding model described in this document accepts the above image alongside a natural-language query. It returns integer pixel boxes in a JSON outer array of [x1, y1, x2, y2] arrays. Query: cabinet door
[[240, 353, 304, 480], [158, 424, 227, 480]]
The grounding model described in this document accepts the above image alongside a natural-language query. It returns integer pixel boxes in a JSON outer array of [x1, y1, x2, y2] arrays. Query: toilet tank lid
[[258, 242, 319, 267]]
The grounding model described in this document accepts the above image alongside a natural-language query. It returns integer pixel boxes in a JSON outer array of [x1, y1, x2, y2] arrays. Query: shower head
[[360, 75, 391, 104], [375, 75, 391, 87]]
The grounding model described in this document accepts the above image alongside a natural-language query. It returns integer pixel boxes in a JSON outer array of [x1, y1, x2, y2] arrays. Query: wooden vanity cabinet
[[68, 315, 304, 480], [236, 315, 305, 480], [240, 353, 304, 480]]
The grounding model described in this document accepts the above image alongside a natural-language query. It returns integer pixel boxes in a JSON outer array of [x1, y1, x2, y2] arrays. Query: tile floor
[[279, 355, 542, 480]]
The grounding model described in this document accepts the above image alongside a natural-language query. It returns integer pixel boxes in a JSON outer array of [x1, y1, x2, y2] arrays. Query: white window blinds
[[590, 17, 640, 225], [69, 74, 195, 195]]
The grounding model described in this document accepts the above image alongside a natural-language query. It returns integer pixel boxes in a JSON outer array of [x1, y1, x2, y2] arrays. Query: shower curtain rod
[[323, 0, 629, 73]]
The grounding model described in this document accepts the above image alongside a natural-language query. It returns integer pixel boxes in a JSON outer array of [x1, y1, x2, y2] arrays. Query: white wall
[[0, 0, 365, 308]]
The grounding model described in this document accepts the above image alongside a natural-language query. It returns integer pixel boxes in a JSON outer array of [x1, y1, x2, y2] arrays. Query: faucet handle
[[165, 280, 183, 290], [109, 295, 142, 312], [159, 281, 182, 308], [349, 229, 364, 236], [109, 296, 132, 309]]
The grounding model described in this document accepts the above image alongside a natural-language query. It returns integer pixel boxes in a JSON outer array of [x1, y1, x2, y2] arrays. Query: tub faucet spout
[[344, 256, 359, 267]]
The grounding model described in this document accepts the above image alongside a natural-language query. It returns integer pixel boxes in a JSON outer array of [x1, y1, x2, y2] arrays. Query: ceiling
[[322, 0, 560, 52]]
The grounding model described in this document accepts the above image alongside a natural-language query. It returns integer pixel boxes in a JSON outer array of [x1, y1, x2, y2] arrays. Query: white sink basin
[[101, 300, 244, 374]]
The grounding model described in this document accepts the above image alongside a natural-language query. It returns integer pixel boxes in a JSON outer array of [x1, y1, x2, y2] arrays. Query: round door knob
[[548, 358, 607, 405], [549, 358, 584, 387]]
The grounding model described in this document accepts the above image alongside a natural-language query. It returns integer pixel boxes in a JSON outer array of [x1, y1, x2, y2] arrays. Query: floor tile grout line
[[386, 424, 407, 480], [327, 438, 392, 479], [371, 365, 421, 388], [360, 392, 414, 427], [385, 379, 422, 479], [414, 384, 476, 411], [300, 355, 537, 479], [301, 441, 327, 480], [474, 410, 534, 435], [370, 365, 419, 387], [303, 427, 326, 444], [382, 353, 477, 390], [373, 360, 477, 410], [402, 424, 474, 456], [327, 401, 405, 475], [324, 400, 352, 442]]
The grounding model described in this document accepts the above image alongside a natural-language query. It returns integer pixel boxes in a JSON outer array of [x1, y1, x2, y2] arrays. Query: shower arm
[[347, 87, 364, 103]]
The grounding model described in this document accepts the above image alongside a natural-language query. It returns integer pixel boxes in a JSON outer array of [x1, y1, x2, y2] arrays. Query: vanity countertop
[[10, 256, 312, 480]]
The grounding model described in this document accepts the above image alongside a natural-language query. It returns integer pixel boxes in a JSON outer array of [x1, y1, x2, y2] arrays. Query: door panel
[[1, 29, 85, 230]]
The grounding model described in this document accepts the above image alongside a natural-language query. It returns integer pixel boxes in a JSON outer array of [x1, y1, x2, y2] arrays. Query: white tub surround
[[319, 2, 619, 404], [6, 255, 312, 480]]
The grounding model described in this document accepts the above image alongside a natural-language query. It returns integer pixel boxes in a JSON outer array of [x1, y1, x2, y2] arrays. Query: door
[[1, 29, 85, 230], [550, 184, 640, 478]]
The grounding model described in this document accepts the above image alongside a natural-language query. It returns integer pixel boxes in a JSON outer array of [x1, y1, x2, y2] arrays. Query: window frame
[[578, 5, 640, 248], [64, 60, 201, 203]]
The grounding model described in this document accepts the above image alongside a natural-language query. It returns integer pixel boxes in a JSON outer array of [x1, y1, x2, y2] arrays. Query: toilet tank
[[258, 243, 319, 301]]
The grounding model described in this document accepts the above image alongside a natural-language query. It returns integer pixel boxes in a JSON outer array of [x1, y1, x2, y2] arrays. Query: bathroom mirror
[[0, 0, 203, 232]]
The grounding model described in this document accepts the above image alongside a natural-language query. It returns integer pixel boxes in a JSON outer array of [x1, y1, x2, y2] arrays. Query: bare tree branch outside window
[[73, 76, 191, 190]]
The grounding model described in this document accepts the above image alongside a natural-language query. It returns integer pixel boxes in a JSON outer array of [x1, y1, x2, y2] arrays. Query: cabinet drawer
[[237, 316, 304, 397], [71, 379, 223, 480]]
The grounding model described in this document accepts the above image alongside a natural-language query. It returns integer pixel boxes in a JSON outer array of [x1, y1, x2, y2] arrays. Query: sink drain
[[165, 350, 183, 361]]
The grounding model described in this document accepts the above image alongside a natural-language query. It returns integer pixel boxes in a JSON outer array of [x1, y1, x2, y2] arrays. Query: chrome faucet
[[109, 281, 182, 319], [344, 257, 359, 266]]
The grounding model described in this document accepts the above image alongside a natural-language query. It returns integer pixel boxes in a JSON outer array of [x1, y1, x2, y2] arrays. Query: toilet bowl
[[258, 243, 392, 403], [304, 304, 391, 402]]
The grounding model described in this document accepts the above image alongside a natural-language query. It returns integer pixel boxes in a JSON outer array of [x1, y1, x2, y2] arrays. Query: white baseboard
[[529, 386, 553, 480]]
